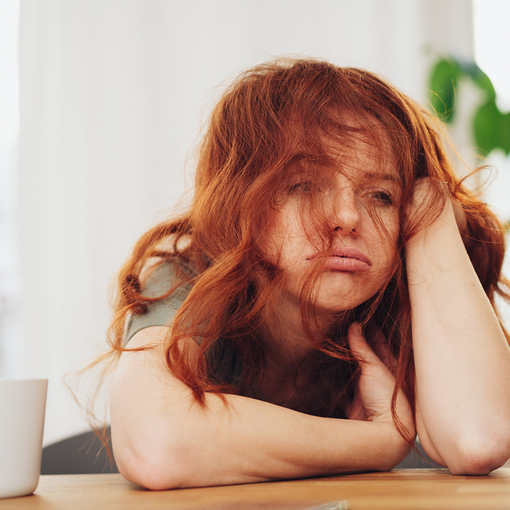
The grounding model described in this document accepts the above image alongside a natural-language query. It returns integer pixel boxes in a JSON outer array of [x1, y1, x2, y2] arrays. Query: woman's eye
[[289, 181, 313, 194], [367, 190, 394, 205]]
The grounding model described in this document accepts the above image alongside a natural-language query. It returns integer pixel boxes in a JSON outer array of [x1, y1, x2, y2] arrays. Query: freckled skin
[[262, 137, 401, 316]]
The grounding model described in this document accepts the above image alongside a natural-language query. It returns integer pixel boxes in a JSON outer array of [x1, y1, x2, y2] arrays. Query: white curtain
[[17, 0, 474, 445]]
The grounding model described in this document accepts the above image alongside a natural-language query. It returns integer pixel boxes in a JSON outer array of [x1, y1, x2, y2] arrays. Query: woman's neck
[[260, 293, 336, 375], [258, 294, 343, 410]]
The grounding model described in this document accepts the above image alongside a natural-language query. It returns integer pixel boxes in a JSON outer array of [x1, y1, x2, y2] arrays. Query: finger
[[347, 391, 366, 421], [348, 322, 384, 366], [452, 199, 468, 234], [375, 342, 398, 376], [367, 324, 398, 375], [452, 198, 474, 248]]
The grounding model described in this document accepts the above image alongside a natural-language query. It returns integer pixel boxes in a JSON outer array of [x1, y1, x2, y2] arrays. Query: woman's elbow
[[448, 435, 510, 475], [118, 456, 183, 490], [114, 434, 193, 490]]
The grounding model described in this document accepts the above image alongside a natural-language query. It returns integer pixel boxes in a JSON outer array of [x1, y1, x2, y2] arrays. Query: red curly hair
[[107, 58, 510, 438]]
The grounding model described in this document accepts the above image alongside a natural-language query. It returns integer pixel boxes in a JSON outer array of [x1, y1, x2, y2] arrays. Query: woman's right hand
[[406, 177, 473, 248], [346, 322, 415, 444]]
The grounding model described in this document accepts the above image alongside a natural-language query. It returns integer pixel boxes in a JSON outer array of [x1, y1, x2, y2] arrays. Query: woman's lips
[[323, 257, 370, 271], [309, 247, 372, 272]]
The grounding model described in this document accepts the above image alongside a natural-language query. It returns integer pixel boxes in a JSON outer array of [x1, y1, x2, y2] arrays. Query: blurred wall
[[17, 0, 474, 445]]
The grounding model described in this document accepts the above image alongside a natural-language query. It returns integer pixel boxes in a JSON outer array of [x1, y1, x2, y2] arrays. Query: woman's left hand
[[346, 323, 414, 439], [452, 197, 476, 248], [452, 199, 468, 235], [407, 177, 471, 246]]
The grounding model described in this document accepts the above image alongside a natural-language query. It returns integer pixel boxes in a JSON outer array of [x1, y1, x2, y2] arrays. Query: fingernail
[[351, 322, 361, 336]]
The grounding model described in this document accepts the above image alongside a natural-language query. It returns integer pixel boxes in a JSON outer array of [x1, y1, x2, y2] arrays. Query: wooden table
[[1, 469, 510, 510]]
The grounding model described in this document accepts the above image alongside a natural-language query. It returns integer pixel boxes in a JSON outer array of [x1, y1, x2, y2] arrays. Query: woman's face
[[262, 134, 401, 315]]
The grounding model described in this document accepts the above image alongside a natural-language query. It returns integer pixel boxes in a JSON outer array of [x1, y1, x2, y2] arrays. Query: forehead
[[293, 133, 400, 186], [286, 109, 399, 174]]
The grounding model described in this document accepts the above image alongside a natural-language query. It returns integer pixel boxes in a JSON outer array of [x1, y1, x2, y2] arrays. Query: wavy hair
[[107, 58, 510, 440]]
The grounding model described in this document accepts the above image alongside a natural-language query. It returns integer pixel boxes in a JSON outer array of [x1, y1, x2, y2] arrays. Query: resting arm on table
[[110, 326, 414, 490], [407, 183, 510, 474]]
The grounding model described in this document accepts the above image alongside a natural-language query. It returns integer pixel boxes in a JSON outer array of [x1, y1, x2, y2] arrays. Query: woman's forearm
[[111, 328, 409, 490], [406, 200, 510, 473], [116, 393, 407, 489]]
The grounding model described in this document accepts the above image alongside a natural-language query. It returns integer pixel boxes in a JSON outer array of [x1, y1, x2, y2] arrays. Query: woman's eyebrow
[[361, 171, 402, 185], [291, 153, 325, 164]]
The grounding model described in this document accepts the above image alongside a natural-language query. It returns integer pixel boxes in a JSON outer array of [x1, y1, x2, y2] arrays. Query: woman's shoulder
[[123, 253, 199, 346], [140, 256, 197, 297], [139, 235, 197, 294]]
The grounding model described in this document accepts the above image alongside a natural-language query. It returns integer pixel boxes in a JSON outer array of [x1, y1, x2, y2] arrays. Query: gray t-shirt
[[124, 258, 244, 386], [124, 258, 195, 343]]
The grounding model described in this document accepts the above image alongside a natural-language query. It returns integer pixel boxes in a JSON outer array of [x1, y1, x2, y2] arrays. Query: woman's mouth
[[309, 247, 372, 272]]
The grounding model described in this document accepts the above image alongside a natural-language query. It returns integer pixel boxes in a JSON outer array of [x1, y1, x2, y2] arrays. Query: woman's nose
[[330, 186, 361, 235]]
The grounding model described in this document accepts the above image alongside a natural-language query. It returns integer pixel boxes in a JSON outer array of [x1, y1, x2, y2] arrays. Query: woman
[[108, 58, 510, 489]]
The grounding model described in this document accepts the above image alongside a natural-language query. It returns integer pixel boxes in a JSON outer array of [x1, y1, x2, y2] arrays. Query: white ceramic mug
[[0, 378, 48, 499]]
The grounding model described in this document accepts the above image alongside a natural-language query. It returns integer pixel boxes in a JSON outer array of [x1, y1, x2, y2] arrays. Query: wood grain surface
[[1, 469, 510, 510]]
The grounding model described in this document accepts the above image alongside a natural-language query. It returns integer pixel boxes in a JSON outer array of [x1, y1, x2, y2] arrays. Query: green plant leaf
[[473, 71, 497, 102], [429, 55, 505, 157], [429, 59, 460, 123], [499, 112, 510, 155], [473, 100, 503, 155], [456, 59, 497, 101]]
